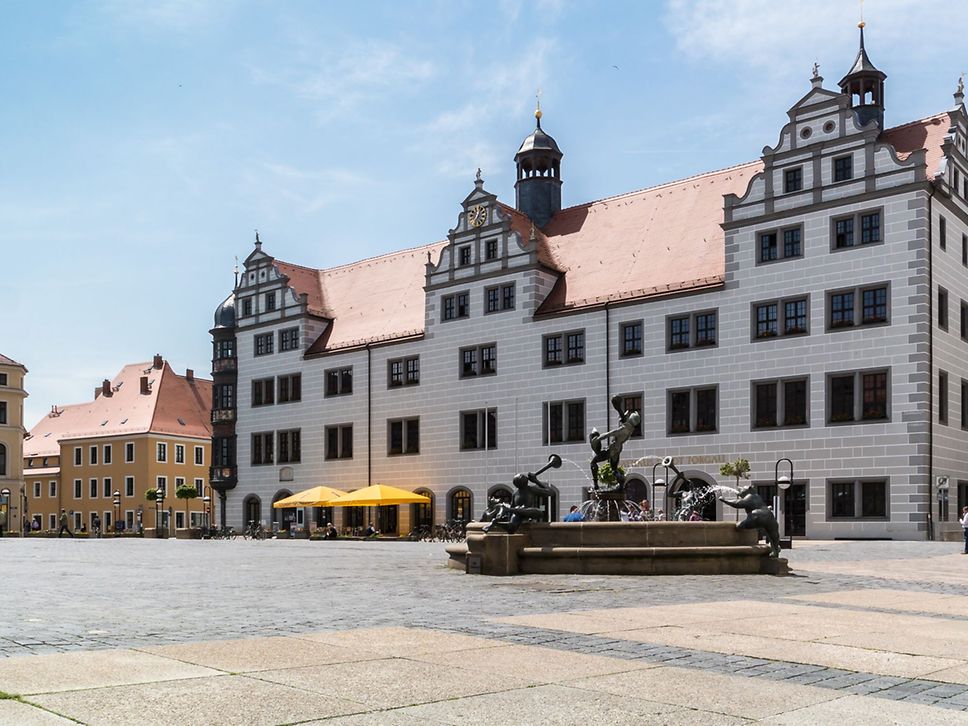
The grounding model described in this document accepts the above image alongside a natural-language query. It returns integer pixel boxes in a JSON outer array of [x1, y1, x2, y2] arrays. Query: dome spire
[[514, 95, 563, 228], [839, 13, 886, 129]]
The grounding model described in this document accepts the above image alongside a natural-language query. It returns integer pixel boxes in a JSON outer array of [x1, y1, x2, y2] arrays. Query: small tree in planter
[[144, 488, 158, 502], [597, 462, 626, 488], [719, 458, 751, 492], [175, 484, 198, 529]]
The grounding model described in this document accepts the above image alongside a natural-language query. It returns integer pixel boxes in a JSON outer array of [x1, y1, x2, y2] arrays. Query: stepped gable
[[879, 113, 948, 178], [274, 260, 325, 317], [23, 362, 212, 458], [496, 202, 561, 271], [295, 241, 448, 355], [536, 161, 762, 314]]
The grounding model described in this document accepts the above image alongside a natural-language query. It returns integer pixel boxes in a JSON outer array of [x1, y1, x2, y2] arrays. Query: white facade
[[216, 69, 968, 541]]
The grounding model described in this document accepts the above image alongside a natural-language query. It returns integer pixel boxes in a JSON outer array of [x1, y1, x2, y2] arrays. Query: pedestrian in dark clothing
[[58, 509, 73, 538]]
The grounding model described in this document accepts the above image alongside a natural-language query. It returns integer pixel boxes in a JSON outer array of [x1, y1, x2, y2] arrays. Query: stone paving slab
[[566, 665, 839, 720], [759, 693, 968, 725], [0, 648, 220, 695], [0, 699, 75, 725], [287, 625, 504, 657], [28, 674, 367, 726], [788, 588, 968, 617]]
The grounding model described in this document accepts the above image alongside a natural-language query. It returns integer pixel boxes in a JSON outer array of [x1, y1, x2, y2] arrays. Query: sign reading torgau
[[620, 455, 731, 468]]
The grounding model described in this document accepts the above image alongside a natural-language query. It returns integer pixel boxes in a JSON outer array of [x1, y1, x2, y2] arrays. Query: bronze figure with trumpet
[[482, 454, 562, 534]]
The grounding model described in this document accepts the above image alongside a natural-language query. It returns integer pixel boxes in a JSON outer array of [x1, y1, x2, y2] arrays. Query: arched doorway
[[410, 489, 434, 532], [272, 489, 294, 530], [487, 485, 513, 504], [243, 495, 261, 527], [625, 474, 650, 506], [668, 471, 717, 521], [449, 487, 473, 522]]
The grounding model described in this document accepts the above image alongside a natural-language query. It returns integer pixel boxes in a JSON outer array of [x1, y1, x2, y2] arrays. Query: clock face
[[468, 204, 487, 228]]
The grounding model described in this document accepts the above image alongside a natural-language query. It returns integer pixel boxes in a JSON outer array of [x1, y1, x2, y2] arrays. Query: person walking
[[58, 509, 73, 538], [961, 506, 968, 554]]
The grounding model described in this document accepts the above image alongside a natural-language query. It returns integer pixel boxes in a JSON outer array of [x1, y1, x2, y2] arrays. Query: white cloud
[[664, 0, 968, 80], [237, 161, 372, 218]]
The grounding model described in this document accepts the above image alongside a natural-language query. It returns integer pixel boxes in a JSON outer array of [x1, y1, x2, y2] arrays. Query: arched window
[[243, 495, 261, 527], [271, 489, 293, 527], [411, 489, 434, 531], [449, 488, 473, 522], [625, 475, 650, 506], [0, 443, 5, 477], [487, 486, 512, 504]]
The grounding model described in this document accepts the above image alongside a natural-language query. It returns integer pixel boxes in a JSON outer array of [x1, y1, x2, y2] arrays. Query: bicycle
[[243, 521, 267, 540]]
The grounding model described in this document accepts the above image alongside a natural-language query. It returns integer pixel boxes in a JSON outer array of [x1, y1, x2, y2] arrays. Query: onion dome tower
[[839, 21, 886, 130], [514, 98, 563, 228]]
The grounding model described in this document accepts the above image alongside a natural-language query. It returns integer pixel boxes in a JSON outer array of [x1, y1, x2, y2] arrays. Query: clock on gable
[[467, 204, 487, 228]]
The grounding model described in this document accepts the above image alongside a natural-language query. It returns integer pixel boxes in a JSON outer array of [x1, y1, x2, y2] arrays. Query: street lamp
[[155, 487, 165, 538], [0, 488, 9, 537], [20, 487, 27, 537], [651, 461, 669, 520], [775, 458, 794, 540], [112, 490, 121, 534], [202, 495, 211, 534]]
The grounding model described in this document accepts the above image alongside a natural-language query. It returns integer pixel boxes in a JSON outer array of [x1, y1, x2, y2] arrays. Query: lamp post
[[0, 488, 9, 537], [202, 495, 211, 534], [21, 487, 27, 537], [651, 461, 669, 520], [112, 490, 121, 535], [775, 458, 793, 540], [155, 487, 165, 538]]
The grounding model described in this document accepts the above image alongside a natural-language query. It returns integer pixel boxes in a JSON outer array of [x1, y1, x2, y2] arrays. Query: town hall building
[[209, 26, 968, 541]]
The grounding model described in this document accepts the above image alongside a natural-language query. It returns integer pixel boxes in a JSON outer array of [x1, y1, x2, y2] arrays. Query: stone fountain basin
[[447, 521, 788, 576]]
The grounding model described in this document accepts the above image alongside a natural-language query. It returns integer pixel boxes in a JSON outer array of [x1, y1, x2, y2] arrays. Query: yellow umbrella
[[272, 485, 346, 509], [325, 484, 430, 507]]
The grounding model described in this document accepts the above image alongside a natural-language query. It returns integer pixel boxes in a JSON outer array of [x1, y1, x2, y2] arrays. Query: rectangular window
[[784, 299, 808, 335], [828, 369, 889, 424], [90, 446, 98, 465], [278, 429, 301, 463], [388, 418, 419, 455], [461, 347, 477, 377], [861, 372, 887, 420], [939, 287, 949, 330], [215, 339, 235, 360], [962, 234, 967, 266], [669, 311, 718, 349], [33, 481, 40, 498], [833, 155, 853, 182], [241, 298, 252, 316], [481, 344, 496, 374], [962, 301, 968, 340], [830, 482, 855, 517], [566, 332, 584, 363], [830, 374, 855, 422], [939, 370, 949, 425], [669, 316, 690, 349], [940, 215, 947, 250], [325, 425, 353, 460], [388, 356, 419, 387], [485, 238, 498, 260], [544, 335, 562, 365], [156, 442, 167, 463], [485, 283, 516, 312], [754, 382, 777, 428], [830, 479, 888, 519], [74, 447, 82, 466], [254, 333, 274, 356], [544, 331, 585, 367], [755, 303, 778, 338], [759, 232, 777, 262], [441, 291, 470, 321], [782, 228, 801, 258], [784, 379, 808, 426], [543, 400, 585, 444], [695, 312, 717, 346], [125, 476, 134, 497], [49, 480, 57, 498], [125, 442, 135, 463], [458, 245, 471, 266], [620, 321, 643, 357], [175, 445, 185, 464], [486, 287, 499, 313], [74, 479, 82, 498], [834, 217, 854, 248], [828, 285, 889, 330], [0, 373, 6, 386], [90, 479, 98, 498], [102, 444, 112, 464], [0, 402, 6, 425], [194, 446, 204, 465], [265, 291, 276, 311], [860, 212, 881, 244], [963, 380, 968, 429], [279, 327, 300, 351], [668, 386, 717, 434], [783, 167, 802, 193], [213, 383, 233, 410], [251, 432, 274, 465], [861, 481, 887, 518], [460, 408, 497, 450], [833, 210, 883, 250], [252, 378, 274, 406], [861, 287, 888, 324], [103, 477, 112, 498], [278, 373, 302, 403], [325, 367, 353, 396]]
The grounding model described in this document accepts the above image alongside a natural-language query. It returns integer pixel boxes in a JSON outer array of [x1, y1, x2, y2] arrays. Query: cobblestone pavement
[[3, 538, 968, 723]]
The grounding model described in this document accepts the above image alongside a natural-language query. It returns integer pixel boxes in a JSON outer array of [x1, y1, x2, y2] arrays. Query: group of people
[[562, 499, 669, 522]]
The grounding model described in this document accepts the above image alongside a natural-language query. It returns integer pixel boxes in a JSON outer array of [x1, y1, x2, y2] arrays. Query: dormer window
[[833, 155, 853, 182], [784, 167, 803, 193], [458, 246, 471, 267]]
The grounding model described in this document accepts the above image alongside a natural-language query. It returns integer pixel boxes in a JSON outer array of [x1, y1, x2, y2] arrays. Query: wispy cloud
[[250, 39, 436, 118], [237, 161, 372, 217]]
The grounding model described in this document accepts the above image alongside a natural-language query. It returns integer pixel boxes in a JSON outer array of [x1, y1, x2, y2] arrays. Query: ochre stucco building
[[0, 353, 28, 533]]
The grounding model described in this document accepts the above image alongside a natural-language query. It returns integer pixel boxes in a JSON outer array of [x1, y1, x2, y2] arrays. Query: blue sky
[[4, 0, 966, 427]]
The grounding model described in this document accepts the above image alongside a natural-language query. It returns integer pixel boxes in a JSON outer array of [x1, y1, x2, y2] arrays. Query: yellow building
[[0, 354, 28, 534], [23, 355, 213, 534]]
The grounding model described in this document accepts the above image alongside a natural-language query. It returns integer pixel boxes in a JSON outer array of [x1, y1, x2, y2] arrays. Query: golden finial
[[858, 0, 865, 28], [535, 88, 542, 122]]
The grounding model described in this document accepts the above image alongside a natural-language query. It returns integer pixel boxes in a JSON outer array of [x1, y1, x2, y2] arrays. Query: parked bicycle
[[243, 521, 267, 540]]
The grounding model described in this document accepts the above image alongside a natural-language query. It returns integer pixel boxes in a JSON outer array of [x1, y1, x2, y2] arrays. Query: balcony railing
[[211, 409, 236, 424], [211, 357, 237, 374]]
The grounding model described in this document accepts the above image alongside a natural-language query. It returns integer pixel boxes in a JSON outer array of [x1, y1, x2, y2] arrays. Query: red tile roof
[[0, 353, 26, 369], [281, 113, 950, 349], [24, 360, 212, 458]]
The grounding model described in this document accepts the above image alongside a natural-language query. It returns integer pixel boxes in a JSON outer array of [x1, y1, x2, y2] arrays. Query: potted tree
[[175, 484, 199, 538], [719, 458, 751, 521]]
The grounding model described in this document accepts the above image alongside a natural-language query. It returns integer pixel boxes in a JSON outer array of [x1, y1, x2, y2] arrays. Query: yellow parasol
[[272, 485, 346, 509], [325, 484, 430, 507]]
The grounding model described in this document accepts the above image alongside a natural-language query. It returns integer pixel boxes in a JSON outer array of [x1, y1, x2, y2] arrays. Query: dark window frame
[[251, 432, 274, 465], [616, 392, 644, 438], [939, 287, 949, 331], [543, 330, 586, 368], [324, 367, 353, 397], [325, 424, 354, 460], [388, 355, 420, 388], [825, 284, 890, 332], [667, 385, 719, 435], [441, 290, 471, 322], [939, 370, 949, 425], [751, 295, 809, 340], [827, 478, 889, 520], [459, 408, 498, 451], [252, 378, 275, 407], [279, 327, 300, 352], [387, 417, 420, 456], [833, 154, 853, 183], [619, 320, 644, 358], [484, 283, 516, 314], [277, 373, 302, 404], [783, 166, 803, 194], [751, 377, 809, 429], [254, 332, 274, 357], [667, 310, 719, 350], [485, 238, 498, 260], [831, 208, 884, 251], [826, 368, 890, 425], [542, 399, 586, 444], [756, 224, 804, 265]]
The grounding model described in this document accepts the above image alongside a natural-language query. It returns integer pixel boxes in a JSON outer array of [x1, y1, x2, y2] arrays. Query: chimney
[[185, 369, 194, 382], [140, 376, 150, 395], [94, 387, 101, 399], [102, 379, 112, 397], [153, 354, 163, 369]]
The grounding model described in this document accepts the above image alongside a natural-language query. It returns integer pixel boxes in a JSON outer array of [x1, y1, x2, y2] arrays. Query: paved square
[[2, 538, 968, 723]]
